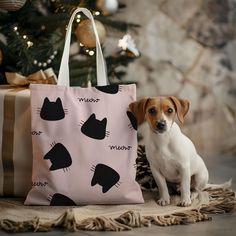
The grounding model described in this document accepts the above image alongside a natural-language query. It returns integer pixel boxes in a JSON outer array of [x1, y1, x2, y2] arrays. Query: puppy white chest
[[157, 148, 181, 183], [146, 126, 182, 183]]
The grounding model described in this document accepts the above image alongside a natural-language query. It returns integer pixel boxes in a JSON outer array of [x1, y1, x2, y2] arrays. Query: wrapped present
[[0, 68, 57, 197]]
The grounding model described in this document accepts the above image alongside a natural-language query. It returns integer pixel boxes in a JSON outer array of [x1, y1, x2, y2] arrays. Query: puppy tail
[[205, 179, 232, 190]]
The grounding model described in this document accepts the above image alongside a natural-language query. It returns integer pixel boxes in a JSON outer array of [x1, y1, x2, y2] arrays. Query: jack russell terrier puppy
[[129, 96, 209, 207]]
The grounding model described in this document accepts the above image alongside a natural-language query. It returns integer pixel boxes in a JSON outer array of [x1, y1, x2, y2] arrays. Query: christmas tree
[[0, 0, 140, 86]]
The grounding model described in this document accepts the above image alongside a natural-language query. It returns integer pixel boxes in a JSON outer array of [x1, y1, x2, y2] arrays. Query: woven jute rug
[[0, 146, 235, 233], [0, 183, 235, 233]]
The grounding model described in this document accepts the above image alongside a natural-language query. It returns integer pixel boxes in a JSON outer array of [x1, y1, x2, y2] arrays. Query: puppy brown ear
[[168, 96, 190, 123], [129, 97, 150, 125]]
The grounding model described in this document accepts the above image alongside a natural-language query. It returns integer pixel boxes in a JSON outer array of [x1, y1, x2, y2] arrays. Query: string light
[[34, 50, 58, 68], [12, 25, 58, 68], [27, 41, 33, 48], [93, 11, 100, 16], [76, 14, 81, 23], [89, 50, 95, 56], [79, 42, 95, 57]]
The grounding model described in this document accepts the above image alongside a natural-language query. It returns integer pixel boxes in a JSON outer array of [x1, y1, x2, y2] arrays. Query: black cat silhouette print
[[91, 164, 121, 193], [96, 84, 121, 94], [80, 113, 109, 140], [127, 111, 138, 131], [48, 193, 76, 206], [44, 142, 72, 171], [39, 97, 67, 121]]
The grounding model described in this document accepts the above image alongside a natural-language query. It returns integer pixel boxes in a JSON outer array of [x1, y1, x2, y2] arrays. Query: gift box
[[0, 69, 57, 197], [0, 85, 32, 197]]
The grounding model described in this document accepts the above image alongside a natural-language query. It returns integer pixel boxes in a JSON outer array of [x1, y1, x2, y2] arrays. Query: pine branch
[[0, 0, 140, 85], [0, 11, 11, 25], [28, 13, 69, 33], [106, 54, 136, 67], [96, 16, 140, 31]]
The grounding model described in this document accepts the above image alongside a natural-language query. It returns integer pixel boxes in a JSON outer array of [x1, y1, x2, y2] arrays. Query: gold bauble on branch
[[75, 19, 106, 48], [0, 0, 26, 11]]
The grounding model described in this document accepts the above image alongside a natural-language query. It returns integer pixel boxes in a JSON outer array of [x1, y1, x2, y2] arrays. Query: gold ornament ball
[[75, 20, 106, 48], [0, 0, 26, 11]]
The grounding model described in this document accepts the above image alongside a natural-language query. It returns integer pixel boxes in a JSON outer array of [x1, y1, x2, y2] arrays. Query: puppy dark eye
[[167, 108, 173, 113], [148, 108, 157, 115]]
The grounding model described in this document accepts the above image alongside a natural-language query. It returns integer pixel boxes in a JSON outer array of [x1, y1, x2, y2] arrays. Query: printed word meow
[[109, 145, 132, 151], [32, 181, 48, 187], [77, 97, 100, 103]]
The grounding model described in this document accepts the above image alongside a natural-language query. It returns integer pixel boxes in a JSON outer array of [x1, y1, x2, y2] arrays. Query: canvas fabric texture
[[25, 83, 143, 205], [25, 7, 144, 205]]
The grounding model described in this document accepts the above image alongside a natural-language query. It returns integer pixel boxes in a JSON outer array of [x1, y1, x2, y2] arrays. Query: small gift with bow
[[0, 68, 57, 197]]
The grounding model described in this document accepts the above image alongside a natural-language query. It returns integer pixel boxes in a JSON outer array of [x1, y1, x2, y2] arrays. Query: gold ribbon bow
[[5, 68, 57, 86]]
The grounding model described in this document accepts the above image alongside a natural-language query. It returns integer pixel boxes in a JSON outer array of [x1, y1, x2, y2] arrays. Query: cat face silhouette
[[40, 97, 65, 121], [49, 193, 76, 206], [91, 164, 120, 193], [44, 142, 72, 171], [95, 84, 120, 94], [127, 111, 137, 131], [81, 113, 108, 140]]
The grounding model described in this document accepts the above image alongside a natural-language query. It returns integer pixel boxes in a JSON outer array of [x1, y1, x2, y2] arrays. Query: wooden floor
[[0, 154, 235, 236]]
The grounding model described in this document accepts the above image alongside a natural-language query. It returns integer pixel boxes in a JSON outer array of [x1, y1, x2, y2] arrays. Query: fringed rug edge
[[0, 187, 235, 233]]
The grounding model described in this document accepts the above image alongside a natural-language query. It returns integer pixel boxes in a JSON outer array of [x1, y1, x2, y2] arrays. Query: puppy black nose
[[156, 120, 166, 131]]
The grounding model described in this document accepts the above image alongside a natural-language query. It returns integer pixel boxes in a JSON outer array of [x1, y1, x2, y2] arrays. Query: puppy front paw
[[178, 197, 191, 207], [157, 196, 170, 206]]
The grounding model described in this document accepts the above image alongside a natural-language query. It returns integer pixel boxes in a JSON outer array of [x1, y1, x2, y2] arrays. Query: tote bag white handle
[[57, 7, 108, 87]]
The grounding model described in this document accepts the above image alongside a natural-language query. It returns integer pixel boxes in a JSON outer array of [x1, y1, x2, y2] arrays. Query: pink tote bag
[[25, 8, 144, 205]]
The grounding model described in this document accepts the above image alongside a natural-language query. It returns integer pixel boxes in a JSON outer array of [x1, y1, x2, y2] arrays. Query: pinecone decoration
[[136, 145, 180, 195], [136, 145, 158, 191]]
